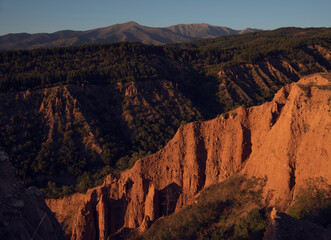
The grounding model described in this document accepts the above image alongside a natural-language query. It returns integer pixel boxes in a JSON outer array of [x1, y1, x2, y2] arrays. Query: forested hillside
[[0, 27, 330, 197]]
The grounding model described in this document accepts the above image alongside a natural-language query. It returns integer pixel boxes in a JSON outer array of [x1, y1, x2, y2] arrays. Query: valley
[[0, 27, 330, 239], [0, 27, 330, 198]]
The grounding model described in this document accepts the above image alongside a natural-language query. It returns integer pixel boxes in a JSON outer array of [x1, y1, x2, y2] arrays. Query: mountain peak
[[121, 21, 140, 26]]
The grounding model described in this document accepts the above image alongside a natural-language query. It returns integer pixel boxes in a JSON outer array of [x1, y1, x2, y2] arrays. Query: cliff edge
[[46, 72, 331, 240]]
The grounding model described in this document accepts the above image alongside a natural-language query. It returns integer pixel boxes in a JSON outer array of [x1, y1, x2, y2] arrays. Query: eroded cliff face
[[46, 73, 331, 239], [0, 150, 64, 240], [0, 79, 201, 192], [217, 53, 330, 107]]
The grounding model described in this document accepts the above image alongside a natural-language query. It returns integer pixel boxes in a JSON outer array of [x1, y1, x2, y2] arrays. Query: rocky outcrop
[[0, 78, 200, 189], [46, 72, 331, 239], [0, 150, 64, 240], [263, 208, 331, 240]]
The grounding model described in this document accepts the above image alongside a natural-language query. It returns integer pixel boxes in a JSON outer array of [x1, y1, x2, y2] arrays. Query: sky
[[0, 0, 330, 35]]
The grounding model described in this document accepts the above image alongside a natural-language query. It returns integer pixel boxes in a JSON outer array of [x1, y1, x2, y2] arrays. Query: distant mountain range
[[0, 21, 261, 49]]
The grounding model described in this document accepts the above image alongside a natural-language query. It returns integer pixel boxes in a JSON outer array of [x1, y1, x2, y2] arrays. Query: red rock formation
[[46, 72, 331, 240]]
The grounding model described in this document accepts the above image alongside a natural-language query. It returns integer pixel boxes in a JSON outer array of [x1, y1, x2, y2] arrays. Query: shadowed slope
[[0, 151, 64, 240]]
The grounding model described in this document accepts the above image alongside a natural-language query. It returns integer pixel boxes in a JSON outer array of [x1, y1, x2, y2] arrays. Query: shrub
[[233, 208, 267, 240]]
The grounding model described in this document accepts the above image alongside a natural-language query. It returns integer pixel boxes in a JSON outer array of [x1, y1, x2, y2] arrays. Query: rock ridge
[[46, 72, 331, 239]]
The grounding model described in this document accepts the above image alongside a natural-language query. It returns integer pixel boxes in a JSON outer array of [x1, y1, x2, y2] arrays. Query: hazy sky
[[0, 0, 330, 35]]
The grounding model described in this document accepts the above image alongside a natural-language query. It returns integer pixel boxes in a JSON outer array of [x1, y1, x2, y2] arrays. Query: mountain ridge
[[0, 22, 261, 49]]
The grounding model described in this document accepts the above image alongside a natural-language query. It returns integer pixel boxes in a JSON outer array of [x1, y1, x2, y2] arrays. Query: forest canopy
[[1, 27, 330, 92], [0, 27, 330, 198]]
